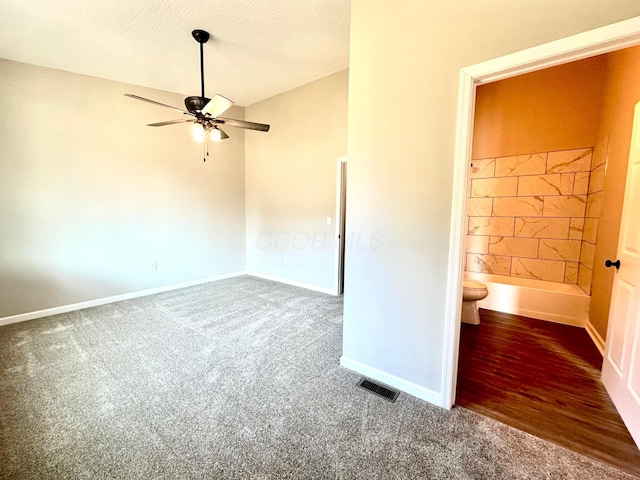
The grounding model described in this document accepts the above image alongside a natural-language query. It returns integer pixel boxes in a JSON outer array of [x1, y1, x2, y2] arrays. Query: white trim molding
[[333, 156, 348, 296], [466, 16, 640, 86], [0, 271, 246, 327], [247, 271, 335, 295], [442, 16, 640, 409], [586, 321, 606, 356], [441, 68, 476, 411], [340, 356, 443, 407]]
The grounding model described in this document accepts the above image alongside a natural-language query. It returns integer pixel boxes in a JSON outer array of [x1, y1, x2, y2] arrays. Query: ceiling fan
[[125, 29, 270, 146]]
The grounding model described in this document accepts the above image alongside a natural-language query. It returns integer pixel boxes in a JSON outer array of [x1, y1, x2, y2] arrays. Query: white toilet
[[461, 280, 489, 325]]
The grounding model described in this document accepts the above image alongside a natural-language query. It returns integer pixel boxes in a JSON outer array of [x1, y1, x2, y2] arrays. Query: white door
[[602, 101, 640, 448]]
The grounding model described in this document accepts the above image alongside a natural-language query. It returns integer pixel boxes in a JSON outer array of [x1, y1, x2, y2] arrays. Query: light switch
[[327, 217, 332, 226]]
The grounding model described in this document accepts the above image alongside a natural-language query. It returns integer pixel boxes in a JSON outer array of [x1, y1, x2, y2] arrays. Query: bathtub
[[465, 272, 590, 327]]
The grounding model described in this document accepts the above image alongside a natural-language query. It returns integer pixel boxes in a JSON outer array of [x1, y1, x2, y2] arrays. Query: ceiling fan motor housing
[[185, 96, 211, 114]]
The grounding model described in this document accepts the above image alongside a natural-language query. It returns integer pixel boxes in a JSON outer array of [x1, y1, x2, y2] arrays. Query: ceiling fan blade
[[125, 94, 192, 115], [218, 127, 229, 140], [201, 94, 234, 117], [216, 117, 270, 132], [147, 119, 193, 127]]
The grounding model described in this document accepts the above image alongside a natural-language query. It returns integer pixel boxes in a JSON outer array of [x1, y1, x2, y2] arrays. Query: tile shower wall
[[578, 138, 607, 294], [466, 147, 602, 289]]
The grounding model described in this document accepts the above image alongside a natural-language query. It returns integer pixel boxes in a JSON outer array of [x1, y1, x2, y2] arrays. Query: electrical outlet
[[284, 256, 288, 264], [150, 261, 158, 271]]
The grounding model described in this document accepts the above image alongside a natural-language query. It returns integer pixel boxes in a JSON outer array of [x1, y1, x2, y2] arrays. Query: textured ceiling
[[0, 0, 350, 106]]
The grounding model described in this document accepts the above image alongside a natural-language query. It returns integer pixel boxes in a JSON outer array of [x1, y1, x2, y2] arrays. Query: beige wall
[[590, 45, 640, 339], [244, 70, 348, 290], [0, 59, 246, 318], [343, 1, 640, 399]]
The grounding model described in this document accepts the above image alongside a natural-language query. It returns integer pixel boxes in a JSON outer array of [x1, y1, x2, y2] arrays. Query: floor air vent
[[357, 378, 399, 403]]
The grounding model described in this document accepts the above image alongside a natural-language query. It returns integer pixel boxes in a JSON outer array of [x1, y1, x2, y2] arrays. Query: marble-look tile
[[539, 239, 581, 262], [467, 197, 493, 217], [465, 235, 489, 254], [588, 165, 605, 194], [543, 195, 587, 217], [586, 191, 603, 218], [470, 158, 496, 178], [492, 196, 543, 217], [565, 262, 579, 284], [471, 177, 518, 197], [514, 217, 570, 239], [495, 153, 546, 177], [468, 217, 515, 236], [489, 236, 538, 258], [547, 148, 592, 173], [592, 136, 609, 169], [569, 218, 584, 240], [466, 253, 511, 275], [517, 173, 574, 196], [583, 218, 599, 244], [580, 241, 596, 268], [511, 257, 566, 282], [578, 264, 593, 295], [573, 172, 590, 195]]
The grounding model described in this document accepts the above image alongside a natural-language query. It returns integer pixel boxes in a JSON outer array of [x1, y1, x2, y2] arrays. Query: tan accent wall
[[590, 45, 640, 340], [0, 59, 247, 318], [472, 56, 607, 160]]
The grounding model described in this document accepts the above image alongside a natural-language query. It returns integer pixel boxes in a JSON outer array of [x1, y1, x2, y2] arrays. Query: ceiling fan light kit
[[191, 123, 206, 143], [125, 29, 269, 159]]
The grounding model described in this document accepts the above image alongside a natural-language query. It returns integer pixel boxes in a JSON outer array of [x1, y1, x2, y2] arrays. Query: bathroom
[[455, 44, 640, 472], [462, 45, 640, 352]]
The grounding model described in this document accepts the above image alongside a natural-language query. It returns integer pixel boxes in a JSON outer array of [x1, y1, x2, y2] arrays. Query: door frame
[[442, 16, 640, 408], [334, 156, 348, 295]]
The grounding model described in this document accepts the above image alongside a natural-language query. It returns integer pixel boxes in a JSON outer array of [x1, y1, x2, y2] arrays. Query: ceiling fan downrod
[[192, 29, 210, 100]]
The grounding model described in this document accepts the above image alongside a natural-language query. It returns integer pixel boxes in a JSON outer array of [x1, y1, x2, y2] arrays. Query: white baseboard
[[0, 271, 247, 327], [585, 320, 606, 356], [247, 271, 335, 295], [340, 356, 444, 408]]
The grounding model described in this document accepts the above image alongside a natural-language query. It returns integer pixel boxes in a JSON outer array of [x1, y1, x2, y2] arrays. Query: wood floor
[[456, 309, 640, 477]]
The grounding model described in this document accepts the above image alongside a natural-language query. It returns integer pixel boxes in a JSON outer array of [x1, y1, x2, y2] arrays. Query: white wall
[[342, 1, 640, 404], [244, 70, 348, 292], [0, 59, 246, 318]]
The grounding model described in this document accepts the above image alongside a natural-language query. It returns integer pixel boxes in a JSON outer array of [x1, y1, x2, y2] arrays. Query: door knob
[[605, 259, 621, 270]]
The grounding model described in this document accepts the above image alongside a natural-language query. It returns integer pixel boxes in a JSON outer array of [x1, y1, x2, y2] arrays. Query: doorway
[[335, 157, 348, 295], [443, 15, 640, 408], [441, 16, 640, 467]]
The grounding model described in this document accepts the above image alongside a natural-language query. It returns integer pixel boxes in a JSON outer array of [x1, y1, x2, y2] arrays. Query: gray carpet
[[0, 275, 636, 479]]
